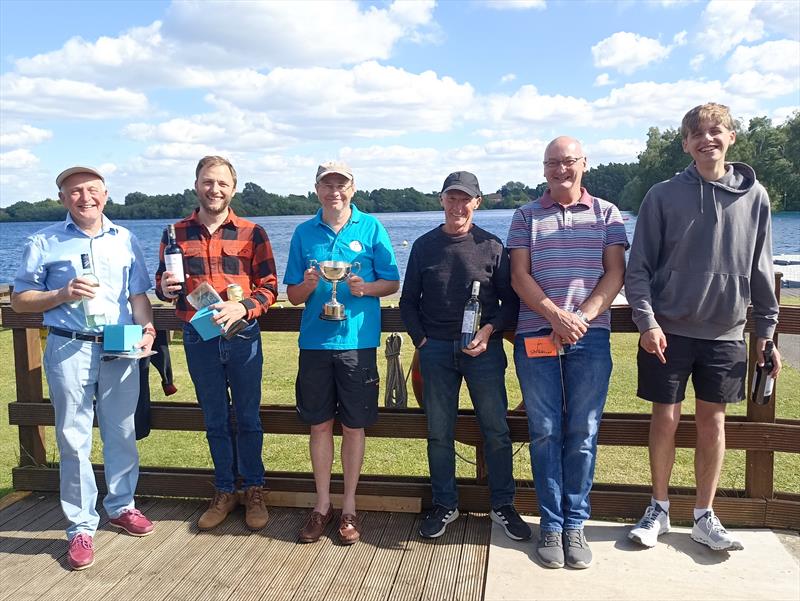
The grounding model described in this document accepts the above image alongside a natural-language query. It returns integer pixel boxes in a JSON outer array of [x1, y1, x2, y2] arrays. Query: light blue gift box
[[190, 306, 223, 341], [103, 324, 143, 352]]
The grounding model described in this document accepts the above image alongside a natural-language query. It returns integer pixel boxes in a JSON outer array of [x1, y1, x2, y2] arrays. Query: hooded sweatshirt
[[625, 162, 778, 341]]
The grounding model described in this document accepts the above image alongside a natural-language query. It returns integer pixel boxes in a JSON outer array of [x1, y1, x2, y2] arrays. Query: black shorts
[[295, 348, 379, 428], [637, 333, 746, 404]]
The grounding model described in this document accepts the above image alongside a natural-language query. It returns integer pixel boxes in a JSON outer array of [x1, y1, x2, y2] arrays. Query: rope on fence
[[383, 333, 408, 408]]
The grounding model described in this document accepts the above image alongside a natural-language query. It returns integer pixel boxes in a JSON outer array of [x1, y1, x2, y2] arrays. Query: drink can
[[227, 283, 244, 302]]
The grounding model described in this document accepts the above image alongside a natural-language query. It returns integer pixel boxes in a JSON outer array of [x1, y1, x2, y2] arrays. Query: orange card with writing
[[524, 335, 562, 358]]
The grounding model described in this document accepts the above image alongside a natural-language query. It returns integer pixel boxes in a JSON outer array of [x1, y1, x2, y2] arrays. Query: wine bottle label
[[461, 310, 477, 333], [84, 291, 104, 316], [764, 376, 774, 397], [165, 253, 185, 282]]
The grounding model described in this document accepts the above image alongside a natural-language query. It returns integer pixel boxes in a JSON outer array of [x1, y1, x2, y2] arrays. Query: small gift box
[[103, 324, 143, 352], [190, 306, 223, 341]]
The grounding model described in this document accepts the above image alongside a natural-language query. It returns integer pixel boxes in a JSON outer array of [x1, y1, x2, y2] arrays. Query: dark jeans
[[419, 338, 515, 509], [183, 320, 264, 491]]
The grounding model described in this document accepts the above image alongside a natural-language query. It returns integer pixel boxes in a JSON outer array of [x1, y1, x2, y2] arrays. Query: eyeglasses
[[543, 157, 584, 169], [317, 182, 352, 193]]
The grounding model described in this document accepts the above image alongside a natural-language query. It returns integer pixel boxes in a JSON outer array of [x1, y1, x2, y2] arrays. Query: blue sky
[[1, 0, 798, 206]]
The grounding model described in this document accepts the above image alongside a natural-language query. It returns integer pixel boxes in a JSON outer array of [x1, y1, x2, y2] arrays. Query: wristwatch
[[574, 309, 591, 325]]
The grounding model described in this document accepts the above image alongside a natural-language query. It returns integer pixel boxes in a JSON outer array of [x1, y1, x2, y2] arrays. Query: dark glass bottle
[[751, 340, 775, 405], [164, 224, 185, 295], [460, 280, 482, 349]]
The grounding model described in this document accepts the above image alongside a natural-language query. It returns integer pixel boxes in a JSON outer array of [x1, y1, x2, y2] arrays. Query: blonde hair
[[681, 103, 735, 139], [195, 155, 237, 188]]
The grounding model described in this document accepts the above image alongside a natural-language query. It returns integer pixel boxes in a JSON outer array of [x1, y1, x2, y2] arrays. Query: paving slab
[[485, 517, 799, 601]]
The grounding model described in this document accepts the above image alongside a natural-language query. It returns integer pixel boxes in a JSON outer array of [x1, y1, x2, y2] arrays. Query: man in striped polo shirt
[[156, 156, 278, 532], [507, 137, 628, 569]]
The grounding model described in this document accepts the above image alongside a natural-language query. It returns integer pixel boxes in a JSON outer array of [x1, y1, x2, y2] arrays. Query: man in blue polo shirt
[[12, 166, 155, 571], [285, 160, 399, 545]]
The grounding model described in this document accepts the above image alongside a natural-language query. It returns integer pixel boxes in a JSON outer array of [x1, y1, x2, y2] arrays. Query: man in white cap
[[12, 166, 155, 570], [284, 160, 399, 545]]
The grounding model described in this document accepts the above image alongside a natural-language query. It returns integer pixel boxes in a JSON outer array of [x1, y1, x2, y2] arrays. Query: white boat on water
[[774, 255, 800, 288]]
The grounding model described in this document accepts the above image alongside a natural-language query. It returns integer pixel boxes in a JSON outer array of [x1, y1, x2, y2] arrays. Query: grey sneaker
[[691, 511, 744, 551], [536, 530, 564, 568], [564, 529, 592, 569], [628, 504, 670, 548]]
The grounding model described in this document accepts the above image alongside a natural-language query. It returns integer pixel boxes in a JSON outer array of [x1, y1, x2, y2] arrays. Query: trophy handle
[[307, 258, 318, 272], [350, 261, 361, 277]]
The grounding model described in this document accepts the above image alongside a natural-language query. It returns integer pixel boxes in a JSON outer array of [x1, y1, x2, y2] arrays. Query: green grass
[[1, 327, 799, 501]]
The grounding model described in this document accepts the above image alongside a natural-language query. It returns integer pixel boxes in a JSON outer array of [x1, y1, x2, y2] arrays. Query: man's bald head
[[544, 136, 584, 159]]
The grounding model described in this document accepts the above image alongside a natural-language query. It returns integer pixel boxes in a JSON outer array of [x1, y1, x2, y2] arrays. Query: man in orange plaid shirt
[[156, 156, 278, 532]]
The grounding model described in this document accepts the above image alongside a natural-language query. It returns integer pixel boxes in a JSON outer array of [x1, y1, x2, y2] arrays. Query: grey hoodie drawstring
[[699, 182, 704, 214]]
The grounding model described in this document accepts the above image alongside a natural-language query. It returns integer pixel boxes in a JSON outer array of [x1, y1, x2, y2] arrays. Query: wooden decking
[[0, 494, 490, 601]]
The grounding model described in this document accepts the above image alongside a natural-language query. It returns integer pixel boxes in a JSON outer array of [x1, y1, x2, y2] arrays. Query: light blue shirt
[[284, 204, 399, 349], [13, 214, 152, 334]]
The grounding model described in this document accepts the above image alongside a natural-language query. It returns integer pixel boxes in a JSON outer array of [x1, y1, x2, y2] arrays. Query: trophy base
[[320, 304, 346, 321]]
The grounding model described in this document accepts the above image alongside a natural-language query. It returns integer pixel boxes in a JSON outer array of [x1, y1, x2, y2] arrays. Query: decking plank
[[418, 514, 467, 601], [0, 500, 66, 556], [59, 500, 201, 601], [0, 492, 45, 527], [385, 516, 437, 601], [453, 514, 490, 601], [324, 511, 392, 601], [3, 498, 159, 601], [356, 512, 416, 601], [195, 508, 304, 601]]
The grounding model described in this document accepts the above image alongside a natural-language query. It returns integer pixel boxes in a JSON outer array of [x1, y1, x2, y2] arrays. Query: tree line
[[2, 113, 797, 222]]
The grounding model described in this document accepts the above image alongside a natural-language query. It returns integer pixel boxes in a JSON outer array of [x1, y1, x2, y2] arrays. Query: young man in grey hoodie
[[625, 103, 782, 552]]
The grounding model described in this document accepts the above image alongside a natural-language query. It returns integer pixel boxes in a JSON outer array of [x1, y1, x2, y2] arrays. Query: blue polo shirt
[[14, 214, 152, 334], [284, 204, 399, 350]]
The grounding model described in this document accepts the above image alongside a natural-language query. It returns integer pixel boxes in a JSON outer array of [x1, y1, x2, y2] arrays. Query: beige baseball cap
[[55, 166, 105, 189], [315, 160, 353, 183]]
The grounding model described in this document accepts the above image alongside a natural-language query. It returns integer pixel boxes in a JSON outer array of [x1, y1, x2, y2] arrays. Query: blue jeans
[[514, 328, 612, 532], [44, 334, 140, 539], [183, 320, 264, 491], [419, 338, 515, 509]]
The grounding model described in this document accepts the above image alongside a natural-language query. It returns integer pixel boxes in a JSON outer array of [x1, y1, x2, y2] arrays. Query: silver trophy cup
[[309, 259, 361, 321]]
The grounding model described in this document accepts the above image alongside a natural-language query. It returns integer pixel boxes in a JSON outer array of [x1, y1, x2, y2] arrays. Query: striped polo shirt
[[507, 188, 628, 335]]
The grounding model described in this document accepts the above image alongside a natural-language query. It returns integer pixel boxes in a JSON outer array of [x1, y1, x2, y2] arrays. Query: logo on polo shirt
[[349, 240, 363, 253]]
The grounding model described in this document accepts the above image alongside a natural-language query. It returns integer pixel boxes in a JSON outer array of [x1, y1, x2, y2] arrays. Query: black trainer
[[490, 504, 532, 541], [419, 505, 459, 538]]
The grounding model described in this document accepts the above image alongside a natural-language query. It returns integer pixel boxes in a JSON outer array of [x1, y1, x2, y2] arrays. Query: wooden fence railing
[[3, 281, 799, 529]]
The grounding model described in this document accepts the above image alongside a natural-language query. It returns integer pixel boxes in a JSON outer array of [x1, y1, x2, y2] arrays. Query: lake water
[[1, 210, 799, 292]]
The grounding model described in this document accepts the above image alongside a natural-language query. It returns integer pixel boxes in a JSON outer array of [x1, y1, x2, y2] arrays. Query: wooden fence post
[[13, 327, 47, 467], [744, 273, 781, 502]]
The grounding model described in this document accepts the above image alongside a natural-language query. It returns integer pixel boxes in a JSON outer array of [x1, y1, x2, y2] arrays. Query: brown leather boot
[[197, 490, 238, 530], [243, 486, 269, 530]]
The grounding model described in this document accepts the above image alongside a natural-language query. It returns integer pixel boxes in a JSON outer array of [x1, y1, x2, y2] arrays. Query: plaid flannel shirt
[[155, 208, 278, 322]]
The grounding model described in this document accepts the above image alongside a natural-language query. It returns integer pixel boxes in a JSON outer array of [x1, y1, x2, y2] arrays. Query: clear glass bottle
[[460, 280, 482, 349], [80, 253, 106, 328]]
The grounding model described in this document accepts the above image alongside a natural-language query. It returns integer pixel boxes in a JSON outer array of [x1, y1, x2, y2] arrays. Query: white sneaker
[[628, 504, 670, 548], [691, 512, 744, 551]]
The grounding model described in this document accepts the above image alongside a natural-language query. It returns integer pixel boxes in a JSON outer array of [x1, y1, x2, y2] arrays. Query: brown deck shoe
[[198, 490, 238, 530], [243, 486, 269, 530], [299, 504, 333, 543], [338, 513, 361, 545]]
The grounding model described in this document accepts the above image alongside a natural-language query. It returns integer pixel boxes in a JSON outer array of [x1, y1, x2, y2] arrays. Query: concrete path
[[485, 517, 799, 601]]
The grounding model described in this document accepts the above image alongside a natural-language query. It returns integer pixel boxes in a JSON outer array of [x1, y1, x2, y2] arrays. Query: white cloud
[[591, 32, 673, 74], [724, 70, 798, 99], [594, 73, 614, 87], [487, 85, 593, 127], [586, 138, 645, 162], [482, 0, 547, 10], [0, 74, 149, 119], [689, 53, 705, 71], [752, 1, 800, 41], [164, 0, 436, 69], [500, 73, 517, 84], [0, 149, 40, 170], [0, 123, 53, 148], [772, 106, 799, 124], [727, 40, 800, 76], [696, 0, 765, 59], [672, 30, 688, 46]]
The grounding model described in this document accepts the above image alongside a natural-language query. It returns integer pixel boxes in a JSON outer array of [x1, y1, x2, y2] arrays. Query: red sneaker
[[68, 533, 94, 570], [109, 508, 154, 536]]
